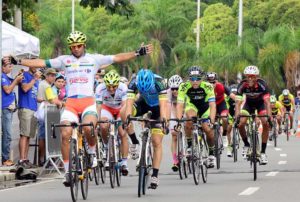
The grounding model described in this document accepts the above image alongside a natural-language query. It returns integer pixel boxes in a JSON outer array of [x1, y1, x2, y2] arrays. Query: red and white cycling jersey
[[46, 53, 114, 98], [95, 82, 128, 109]]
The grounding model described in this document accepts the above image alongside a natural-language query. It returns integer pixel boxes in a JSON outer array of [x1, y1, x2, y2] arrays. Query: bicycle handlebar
[[51, 122, 95, 139]]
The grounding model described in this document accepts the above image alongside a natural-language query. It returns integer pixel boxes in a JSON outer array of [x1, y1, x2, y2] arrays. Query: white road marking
[[266, 171, 279, 177], [239, 187, 260, 196], [275, 148, 282, 151], [278, 161, 287, 165], [0, 179, 54, 192], [280, 154, 287, 157]]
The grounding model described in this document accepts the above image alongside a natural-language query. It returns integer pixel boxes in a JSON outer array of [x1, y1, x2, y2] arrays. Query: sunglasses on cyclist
[[171, 88, 179, 91], [107, 85, 118, 89], [70, 44, 84, 49], [189, 76, 201, 81]]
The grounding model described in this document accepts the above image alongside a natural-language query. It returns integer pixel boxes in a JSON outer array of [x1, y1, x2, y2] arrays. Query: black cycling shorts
[[242, 100, 266, 114]]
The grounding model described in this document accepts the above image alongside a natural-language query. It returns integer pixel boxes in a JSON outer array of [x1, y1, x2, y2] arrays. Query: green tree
[[79, 0, 134, 17], [197, 3, 237, 47]]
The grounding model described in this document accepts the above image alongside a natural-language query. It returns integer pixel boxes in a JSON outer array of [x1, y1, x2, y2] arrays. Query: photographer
[[1, 59, 23, 166]]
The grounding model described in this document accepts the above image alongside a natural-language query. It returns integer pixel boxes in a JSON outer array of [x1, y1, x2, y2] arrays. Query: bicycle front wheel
[[233, 127, 238, 162], [252, 131, 257, 181], [191, 133, 200, 185], [177, 132, 184, 180], [69, 138, 79, 202], [80, 144, 89, 200], [200, 135, 208, 183], [214, 126, 221, 169]]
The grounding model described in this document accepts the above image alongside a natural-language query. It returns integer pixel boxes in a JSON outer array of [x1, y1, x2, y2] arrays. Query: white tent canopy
[[2, 21, 40, 58]]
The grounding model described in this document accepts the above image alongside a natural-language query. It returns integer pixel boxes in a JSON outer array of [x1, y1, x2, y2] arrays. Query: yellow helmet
[[67, 31, 87, 45], [104, 70, 120, 86]]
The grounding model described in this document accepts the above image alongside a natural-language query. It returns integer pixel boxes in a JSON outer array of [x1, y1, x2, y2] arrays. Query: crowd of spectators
[[1, 58, 66, 168]]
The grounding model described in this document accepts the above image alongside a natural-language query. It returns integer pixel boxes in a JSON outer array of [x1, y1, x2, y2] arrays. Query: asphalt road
[[0, 132, 299, 202]]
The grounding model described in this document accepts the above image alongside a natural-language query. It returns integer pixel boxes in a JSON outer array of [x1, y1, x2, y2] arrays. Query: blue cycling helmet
[[136, 69, 155, 93]]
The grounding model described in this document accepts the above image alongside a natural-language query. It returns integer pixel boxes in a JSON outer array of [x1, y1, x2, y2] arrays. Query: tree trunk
[[14, 6, 22, 29], [284, 51, 300, 93]]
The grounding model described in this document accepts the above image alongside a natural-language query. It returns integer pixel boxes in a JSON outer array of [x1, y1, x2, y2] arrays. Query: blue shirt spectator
[[2, 73, 15, 109], [18, 71, 39, 111]]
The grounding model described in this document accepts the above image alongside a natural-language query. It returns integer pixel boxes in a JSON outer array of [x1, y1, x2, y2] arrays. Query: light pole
[[71, 0, 75, 32], [238, 0, 243, 46], [196, 0, 201, 52]]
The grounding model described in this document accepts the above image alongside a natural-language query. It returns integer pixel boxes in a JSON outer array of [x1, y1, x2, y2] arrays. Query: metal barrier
[[39, 104, 63, 176], [293, 105, 300, 132]]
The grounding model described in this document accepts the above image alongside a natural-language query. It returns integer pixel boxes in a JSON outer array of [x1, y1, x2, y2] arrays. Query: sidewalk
[[0, 165, 41, 183], [0, 166, 16, 182]]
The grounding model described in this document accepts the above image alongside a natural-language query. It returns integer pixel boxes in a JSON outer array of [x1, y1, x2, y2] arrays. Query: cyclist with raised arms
[[167, 75, 183, 171], [235, 65, 271, 165], [176, 66, 216, 168], [10, 31, 153, 186], [121, 69, 168, 189], [95, 70, 129, 175], [206, 72, 235, 156], [279, 89, 295, 130]]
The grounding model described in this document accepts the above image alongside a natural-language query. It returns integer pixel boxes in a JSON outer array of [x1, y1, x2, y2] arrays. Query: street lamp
[[238, 0, 243, 46], [196, 0, 201, 51], [72, 0, 75, 32]]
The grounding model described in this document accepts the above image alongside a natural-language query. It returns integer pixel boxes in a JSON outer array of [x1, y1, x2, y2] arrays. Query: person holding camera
[[1, 59, 23, 166]]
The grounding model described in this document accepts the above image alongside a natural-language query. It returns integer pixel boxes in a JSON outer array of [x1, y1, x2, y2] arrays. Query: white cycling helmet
[[282, 89, 289, 96], [244, 65, 259, 75], [168, 75, 183, 88]]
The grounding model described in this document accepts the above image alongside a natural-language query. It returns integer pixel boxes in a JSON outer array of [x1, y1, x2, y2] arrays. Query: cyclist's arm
[[159, 93, 168, 121], [124, 93, 135, 121], [263, 94, 272, 117], [113, 44, 153, 63], [209, 101, 216, 124], [235, 98, 242, 118], [19, 58, 46, 68], [176, 83, 186, 119]]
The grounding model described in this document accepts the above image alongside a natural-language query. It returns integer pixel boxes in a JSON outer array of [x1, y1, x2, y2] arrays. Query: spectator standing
[[1, 60, 23, 166], [18, 67, 41, 168], [37, 68, 62, 166], [52, 73, 67, 101]]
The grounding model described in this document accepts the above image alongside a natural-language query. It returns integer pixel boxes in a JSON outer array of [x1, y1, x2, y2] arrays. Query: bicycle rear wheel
[[191, 132, 200, 185], [69, 138, 79, 202], [80, 143, 89, 200]]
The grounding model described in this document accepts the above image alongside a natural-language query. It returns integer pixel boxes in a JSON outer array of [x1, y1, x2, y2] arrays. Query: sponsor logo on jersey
[[69, 77, 88, 84]]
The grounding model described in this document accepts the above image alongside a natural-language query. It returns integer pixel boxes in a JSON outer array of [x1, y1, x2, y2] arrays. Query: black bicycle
[[175, 117, 209, 185], [169, 118, 189, 180], [283, 112, 289, 141], [214, 115, 228, 169], [236, 114, 271, 181], [51, 122, 94, 202], [126, 112, 165, 197], [232, 120, 240, 162], [269, 115, 278, 147], [97, 119, 122, 189]]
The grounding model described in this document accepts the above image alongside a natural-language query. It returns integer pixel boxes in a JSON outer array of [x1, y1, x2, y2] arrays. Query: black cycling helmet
[[188, 66, 204, 77], [206, 72, 217, 83]]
